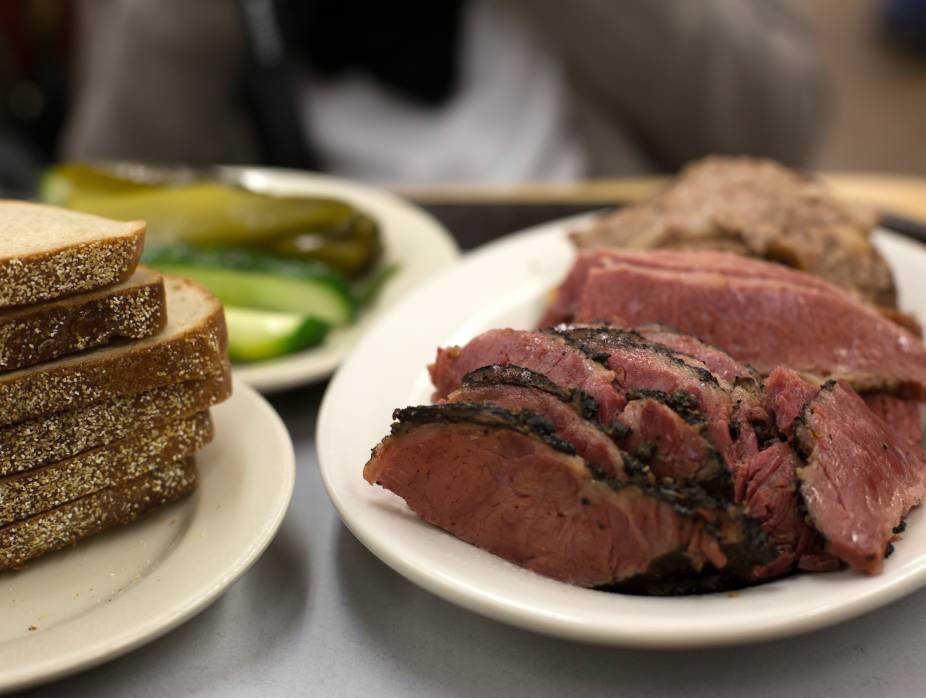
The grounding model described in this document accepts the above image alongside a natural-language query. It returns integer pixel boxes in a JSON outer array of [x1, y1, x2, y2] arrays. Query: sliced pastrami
[[764, 367, 820, 435], [863, 393, 923, 451], [552, 325, 760, 492], [635, 324, 775, 451], [541, 249, 847, 328], [364, 403, 773, 588], [447, 369, 627, 479], [576, 263, 926, 397], [455, 364, 724, 491], [794, 380, 926, 574], [635, 324, 759, 386], [428, 329, 626, 424], [618, 398, 724, 488], [740, 442, 835, 581]]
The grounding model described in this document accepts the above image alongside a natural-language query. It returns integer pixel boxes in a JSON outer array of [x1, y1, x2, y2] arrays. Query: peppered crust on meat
[[0, 456, 197, 571], [0, 266, 167, 371], [0, 202, 145, 308], [0, 366, 230, 476], [0, 276, 228, 427], [0, 411, 212, 526]]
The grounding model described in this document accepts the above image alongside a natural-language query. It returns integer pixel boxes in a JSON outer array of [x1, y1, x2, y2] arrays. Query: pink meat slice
[[764, 367, 820, 435], [365, 417, 740, 587], [636, 324, 758, 386], [795, 380, 926, 574], [863, 393, 923, 451], [554, 326, 760, 491], [541, 249, 845, 328], [446, 381, 627, 479], [429, 329, 626, 424], [741, 442, 838, 580], [619, 398, 722, 484], [577, 264, 926, 397]]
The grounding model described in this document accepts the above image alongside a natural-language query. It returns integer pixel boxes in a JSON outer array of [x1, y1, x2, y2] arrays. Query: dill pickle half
[[39, 163, 383, 277]]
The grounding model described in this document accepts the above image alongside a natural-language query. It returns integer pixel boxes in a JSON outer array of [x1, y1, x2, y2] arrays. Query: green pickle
[[39, 163, 382, 278]]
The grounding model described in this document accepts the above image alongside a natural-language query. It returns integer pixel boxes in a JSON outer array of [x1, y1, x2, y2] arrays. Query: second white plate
[[318, 214, 926, 648], [0, 380, 295, 692]]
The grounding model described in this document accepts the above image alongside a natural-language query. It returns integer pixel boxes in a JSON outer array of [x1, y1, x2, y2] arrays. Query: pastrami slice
[[553, 325, 761, 491], [795, 380, 926, 574], [740, 442, 833, 580], [428, 329, 626, 423], [541, 248, 850, 329], [446, 378, 627, 479], [635, 324, 760, 386], [763, 367, 820, 435], [576, 263, 926, 397], [365, 404, 772, 589], [863, 393, 923, 451]]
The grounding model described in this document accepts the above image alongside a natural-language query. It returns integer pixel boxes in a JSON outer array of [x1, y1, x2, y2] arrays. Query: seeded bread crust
[[0, 276, 228, 427], [0, 266, 167, 371], [0, 411, 212, 526], [0, 365, 230, 476], [0, 203, 145, 308], [0, 456, 197, 571]]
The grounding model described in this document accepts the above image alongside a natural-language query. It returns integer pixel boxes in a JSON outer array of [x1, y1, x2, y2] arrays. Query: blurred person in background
[[7, 0, 827, 187]]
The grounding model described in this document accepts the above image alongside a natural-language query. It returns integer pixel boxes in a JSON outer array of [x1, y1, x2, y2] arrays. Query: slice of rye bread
[[0, 456, 197, 571], [0, 365, 230, 476], [0, 266, 167, 372], [0, 410, 212, 526], [0, 275, 227, 427], [0, 201, 145, 308]]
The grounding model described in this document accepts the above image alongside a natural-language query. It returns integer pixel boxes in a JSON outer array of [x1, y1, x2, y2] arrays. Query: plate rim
[[222, 166, 460, 393], [0, 379, 295, 692], [317, 214, 926, 648]]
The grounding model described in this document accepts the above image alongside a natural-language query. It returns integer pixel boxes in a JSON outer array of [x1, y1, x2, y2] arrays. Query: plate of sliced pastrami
[[318, 213, 926, 648]]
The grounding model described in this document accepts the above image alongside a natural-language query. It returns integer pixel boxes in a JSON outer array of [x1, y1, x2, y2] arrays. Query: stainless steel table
[[19, 381, 926, 698]]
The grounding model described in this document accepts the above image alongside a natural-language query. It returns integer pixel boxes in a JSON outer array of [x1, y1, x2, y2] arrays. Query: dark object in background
[[0, 1, 72, 194], [885, 0, 926, 53], [289, 0, 465, 106]]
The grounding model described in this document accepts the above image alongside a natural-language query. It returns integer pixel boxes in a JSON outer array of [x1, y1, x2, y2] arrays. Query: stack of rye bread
[[0, 201, 230, 570]]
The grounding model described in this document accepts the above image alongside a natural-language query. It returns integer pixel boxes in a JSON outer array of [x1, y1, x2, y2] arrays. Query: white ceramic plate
[[224, 168, 459, 393], [318, 214, 926, 648], [0, 380, 295, 692]]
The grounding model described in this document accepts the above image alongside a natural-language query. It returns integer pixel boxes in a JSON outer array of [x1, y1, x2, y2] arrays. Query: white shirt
[[298, 0, 587, 185]]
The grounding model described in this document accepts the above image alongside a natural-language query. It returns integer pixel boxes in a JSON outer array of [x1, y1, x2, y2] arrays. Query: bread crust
[[0, 267, 166, 371], [0, 457, 197, 571], [0, 225, 145, 308], [0, 366, 230, 476], [0, 277, 228, 426], [0, 411, 212, 525]]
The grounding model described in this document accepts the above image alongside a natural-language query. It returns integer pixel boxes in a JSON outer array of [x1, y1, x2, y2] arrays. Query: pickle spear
[[39, 163, 382, 277]]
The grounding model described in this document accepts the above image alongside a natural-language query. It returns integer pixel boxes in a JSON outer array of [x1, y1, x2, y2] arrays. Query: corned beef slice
[[795, 380, 926, 574], [541, 249, 847, 328], [740, 442, 835, 580], [552, 325, 762, 492], [455, 364, 721, 487], [863, 393, 923, 450], [636, 324, 759, 386], [429, 329, 626, 424], [619, 398, 723, 485], [764, 367, 820, 435], [364, 403, 771, 588], [576, 263, 926, 397], [447, 368, 627, 479]]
